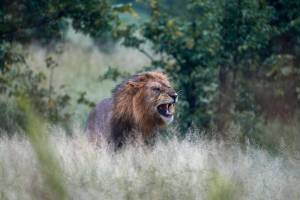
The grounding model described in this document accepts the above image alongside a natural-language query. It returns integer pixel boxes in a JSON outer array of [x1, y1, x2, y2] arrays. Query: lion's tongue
[[160, 104, 168, 110]]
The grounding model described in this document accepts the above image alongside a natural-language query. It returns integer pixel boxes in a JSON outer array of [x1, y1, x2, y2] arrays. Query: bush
[[0, 45, 72, 133], [122, 0, 300, 139], [0, 97, 25, 134]]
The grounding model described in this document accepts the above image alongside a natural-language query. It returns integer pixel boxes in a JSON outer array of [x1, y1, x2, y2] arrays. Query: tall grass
[[1, 127, 299, 200]]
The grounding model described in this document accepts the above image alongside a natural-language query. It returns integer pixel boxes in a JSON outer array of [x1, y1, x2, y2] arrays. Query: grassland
[[1, 127, 299, 200]]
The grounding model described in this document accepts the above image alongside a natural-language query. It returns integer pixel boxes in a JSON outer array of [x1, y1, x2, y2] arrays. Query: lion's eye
[[151, 87, 160, 92]]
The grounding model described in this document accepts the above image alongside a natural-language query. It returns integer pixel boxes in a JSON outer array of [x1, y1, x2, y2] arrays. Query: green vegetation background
[[1, 0, 300, 153]]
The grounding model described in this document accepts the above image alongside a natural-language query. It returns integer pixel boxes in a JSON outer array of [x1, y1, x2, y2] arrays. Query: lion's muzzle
[[157, 103, 175, 117]]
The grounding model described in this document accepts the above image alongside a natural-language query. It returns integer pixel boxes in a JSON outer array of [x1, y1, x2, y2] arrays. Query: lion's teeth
[[168, 103, 175, 113]]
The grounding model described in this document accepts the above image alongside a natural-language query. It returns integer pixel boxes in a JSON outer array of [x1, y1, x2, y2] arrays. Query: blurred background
[[1, 0, 300, 154]]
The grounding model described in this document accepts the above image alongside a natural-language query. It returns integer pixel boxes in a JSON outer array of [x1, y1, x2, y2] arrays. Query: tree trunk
[[215, 65, 235, 140]]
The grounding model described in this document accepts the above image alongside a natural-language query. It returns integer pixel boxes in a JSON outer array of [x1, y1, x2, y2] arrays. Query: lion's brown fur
[[86, 71, 176, 148]]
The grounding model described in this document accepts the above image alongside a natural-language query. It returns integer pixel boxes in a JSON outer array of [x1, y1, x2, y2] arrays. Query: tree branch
[[137, 47, 155, 63]]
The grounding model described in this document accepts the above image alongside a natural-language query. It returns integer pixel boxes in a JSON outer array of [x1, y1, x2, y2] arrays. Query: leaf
[[275, 89, 284, 97], [167, 20, 175, 28], [112, 4, 138, 17], [185, 39, 195, 49]]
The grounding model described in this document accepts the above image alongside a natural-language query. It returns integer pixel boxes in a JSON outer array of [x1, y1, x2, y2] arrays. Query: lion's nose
[[170, 93, 178, 102]]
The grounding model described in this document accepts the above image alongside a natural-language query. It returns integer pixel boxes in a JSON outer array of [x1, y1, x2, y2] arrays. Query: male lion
[[86, 71, 177, 148]]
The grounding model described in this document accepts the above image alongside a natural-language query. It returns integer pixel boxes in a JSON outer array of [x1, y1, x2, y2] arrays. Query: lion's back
[[86, 98, 112, 143]]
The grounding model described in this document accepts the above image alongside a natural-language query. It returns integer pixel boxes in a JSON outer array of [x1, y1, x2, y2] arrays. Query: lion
[[85, 71, 178, 148]]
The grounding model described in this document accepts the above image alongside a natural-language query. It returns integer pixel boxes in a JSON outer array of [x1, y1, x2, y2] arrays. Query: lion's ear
[[127, 81, 143, 88]]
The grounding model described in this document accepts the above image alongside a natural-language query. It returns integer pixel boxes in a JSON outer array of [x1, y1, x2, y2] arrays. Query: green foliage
[[121, 0, 300, 136], [0, 51, 71, 128], [98, 66, 131, 81], [0, 97, 25, 134], [0, 0, 135, 133], [1, 0, 300, 145], [0, 0, 134, 70], [124, 0, 223, 130]]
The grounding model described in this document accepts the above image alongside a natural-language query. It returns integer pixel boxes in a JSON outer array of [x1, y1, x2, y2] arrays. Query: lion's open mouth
[[157, 103, 174, 118]]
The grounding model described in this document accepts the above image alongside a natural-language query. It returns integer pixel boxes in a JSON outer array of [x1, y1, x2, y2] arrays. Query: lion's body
[[86, 98, 113, 142], [86, 71, 177, 148]]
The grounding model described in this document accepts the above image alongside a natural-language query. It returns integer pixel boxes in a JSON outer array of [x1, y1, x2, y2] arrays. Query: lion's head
[[111, 71, 177, 141]]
